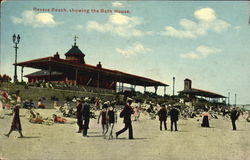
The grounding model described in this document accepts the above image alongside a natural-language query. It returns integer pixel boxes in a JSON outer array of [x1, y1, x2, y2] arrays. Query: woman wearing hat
[[5, 104, 24, 138]]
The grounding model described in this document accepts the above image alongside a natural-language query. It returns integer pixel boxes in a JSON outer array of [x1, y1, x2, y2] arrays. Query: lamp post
[[173, 77, 175, 96], [12, 34, 20, 83]]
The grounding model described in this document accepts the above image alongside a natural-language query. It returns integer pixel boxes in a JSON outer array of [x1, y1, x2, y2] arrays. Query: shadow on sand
[[88, 135, 104, 138], [19, 136, 41, 139], [88, 131, 100, 134], [116, 137, 148, 140]]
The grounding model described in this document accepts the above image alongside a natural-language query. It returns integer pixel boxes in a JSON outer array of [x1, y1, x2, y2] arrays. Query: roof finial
[[74, 35, 78, 46]]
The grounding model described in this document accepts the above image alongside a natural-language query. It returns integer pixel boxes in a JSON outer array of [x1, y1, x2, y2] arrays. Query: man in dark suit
[[116, 98, 134, 139], [158, 105, 167, 131], [169, 106, 179, 131], [76, 98, 83, 133], [230, 107, 239, 130], [82, 97, 90, 137]]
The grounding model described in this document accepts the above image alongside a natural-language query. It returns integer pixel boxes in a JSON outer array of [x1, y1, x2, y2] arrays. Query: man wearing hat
[[76, 98, 83, 133], [230, 107, 239, 130], [116, 97, 134, 139], [158, 105, 168, 131], [82, 97, 90, 137], [169, 106, 179, 131]]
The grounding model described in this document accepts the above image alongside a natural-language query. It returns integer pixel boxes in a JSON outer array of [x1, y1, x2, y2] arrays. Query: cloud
[[74, 24, 84, 30], [86, 13, 152, 37], [161, 8, 230, 39], [180, 45, 222, 59], [234, 26, 241, 30], [112, 1, 124, 7], [194, 8, 216, 22], [11, 10, 62, 28], [116, 42, 151, 57]]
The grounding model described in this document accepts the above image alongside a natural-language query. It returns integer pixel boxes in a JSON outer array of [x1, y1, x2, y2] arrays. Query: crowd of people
[[0, 89, 250, 140]]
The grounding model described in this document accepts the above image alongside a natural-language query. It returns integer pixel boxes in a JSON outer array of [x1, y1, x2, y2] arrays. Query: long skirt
[[201, 116, 209, 127]]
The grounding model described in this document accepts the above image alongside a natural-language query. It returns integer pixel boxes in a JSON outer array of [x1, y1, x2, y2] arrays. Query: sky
[[0, 1, 250, 104]]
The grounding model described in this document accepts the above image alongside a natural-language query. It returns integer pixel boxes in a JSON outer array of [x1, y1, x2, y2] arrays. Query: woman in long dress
[[201, 108, 210, 127], [5, 104, 24, 137]]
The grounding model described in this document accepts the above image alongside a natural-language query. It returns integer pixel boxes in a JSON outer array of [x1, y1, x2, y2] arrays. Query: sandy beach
[[0, 108, 249, 160]]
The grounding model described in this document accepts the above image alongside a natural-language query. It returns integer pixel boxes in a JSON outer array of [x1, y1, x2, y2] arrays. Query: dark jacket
[[158, 108, 167, 121], [76, 103, 83, 120], [82, 102, 90, 120], [120, 104, 134, 124], [170, 108, 179, 121], [230, 109, 239, 121]]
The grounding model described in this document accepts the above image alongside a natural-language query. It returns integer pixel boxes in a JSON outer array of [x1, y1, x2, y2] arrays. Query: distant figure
[[230, 108, 239, 130], [98, 102, 109, 137], [158, 105, 167, 131], [169, 106, 179, 131], [82, 97, 90, 137], [37, 99, 45, 109], [94, 97, 100, 110], [221, 108, 226, 120], [96, 61, 102, 68], [133, 106, 140, 121], [201, 109, 210, 127], [76, 98, 83, 133], [116, 98, 134, 139], [0, 98, 4, 119], [53, 114, 67, 123], [16, 96, 22, 104], [5, 104, 24, 138], [29, 112, 45, 124]]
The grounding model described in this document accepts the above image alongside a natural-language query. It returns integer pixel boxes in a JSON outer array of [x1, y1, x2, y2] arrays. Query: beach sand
[[0, 108, 250, 160]]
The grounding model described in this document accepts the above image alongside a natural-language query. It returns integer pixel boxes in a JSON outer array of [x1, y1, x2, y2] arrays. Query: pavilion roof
[[179, 88, 225, 98], [25, 70, 63, 77], [16, 56, 168, 87]]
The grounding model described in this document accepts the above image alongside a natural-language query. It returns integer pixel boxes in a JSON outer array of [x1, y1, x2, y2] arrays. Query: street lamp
[[12, 34, 20, 83], [173, 77, 175, 96]]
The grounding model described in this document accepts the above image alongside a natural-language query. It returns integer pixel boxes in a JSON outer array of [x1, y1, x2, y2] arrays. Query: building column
[[21, 66, 24, 82], [75, 69, 78, 86], [154, 86, 158, 94], [49, 61, 52, 82], [121, 82, 123, 92], [173, 77, 175, 96], [97, 72, 100, 88], [164, 86, 166, 95], [144, 86, 146, 93]]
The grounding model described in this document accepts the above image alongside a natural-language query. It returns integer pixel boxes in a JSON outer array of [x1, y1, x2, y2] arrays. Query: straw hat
[[127, 97, 133, 102], [76, 98, 81, 102], [84, 97, 90, 102], [104, 101, 110, 105]]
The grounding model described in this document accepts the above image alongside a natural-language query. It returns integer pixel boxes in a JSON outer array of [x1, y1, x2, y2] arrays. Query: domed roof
[[65, 45, 85, 57]]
